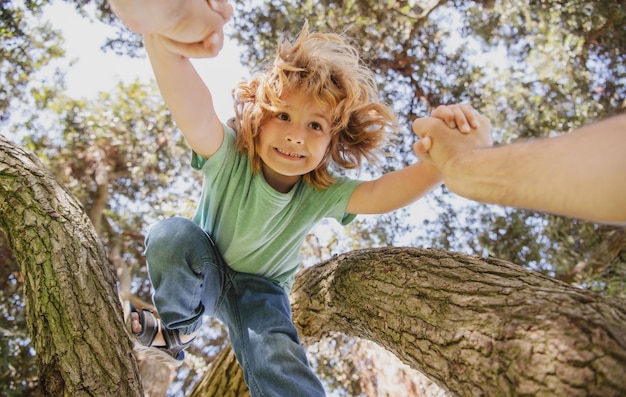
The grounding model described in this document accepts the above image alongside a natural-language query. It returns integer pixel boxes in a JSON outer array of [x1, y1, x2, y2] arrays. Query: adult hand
[[108, 0, 234, 58], [411, 114, 493, 174]]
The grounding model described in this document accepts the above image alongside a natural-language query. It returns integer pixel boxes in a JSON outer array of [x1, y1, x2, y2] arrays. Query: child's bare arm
[[144, 34, 223, 158], [346, 161, 443, 214]]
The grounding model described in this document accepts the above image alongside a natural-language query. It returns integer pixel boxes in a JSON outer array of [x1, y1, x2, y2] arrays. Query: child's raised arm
[[143, 34, 224, 158]]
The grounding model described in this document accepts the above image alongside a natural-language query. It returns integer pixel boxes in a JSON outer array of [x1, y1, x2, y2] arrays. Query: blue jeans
[[145, 217, 325, 397]]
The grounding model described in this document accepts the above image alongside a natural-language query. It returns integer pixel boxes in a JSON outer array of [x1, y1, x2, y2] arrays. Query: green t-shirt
[[191, 124, 361, 291]]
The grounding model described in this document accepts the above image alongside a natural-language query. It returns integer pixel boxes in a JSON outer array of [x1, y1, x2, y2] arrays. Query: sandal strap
[[132, 304, 195, 361], [135, 308, 160, 347], [161, 326, 194, 360]]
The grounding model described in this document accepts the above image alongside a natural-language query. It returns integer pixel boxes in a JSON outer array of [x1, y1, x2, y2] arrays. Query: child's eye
[[277, 112, 290, 121], [309, 122, 322, 131]]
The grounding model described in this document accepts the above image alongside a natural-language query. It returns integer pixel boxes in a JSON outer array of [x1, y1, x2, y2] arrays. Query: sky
[[43, 1, 249, 121]]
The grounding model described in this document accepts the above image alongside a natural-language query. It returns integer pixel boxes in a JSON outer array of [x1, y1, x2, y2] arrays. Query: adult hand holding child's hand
[[108, 0, 233, 58], [412, 106, 493, 177]]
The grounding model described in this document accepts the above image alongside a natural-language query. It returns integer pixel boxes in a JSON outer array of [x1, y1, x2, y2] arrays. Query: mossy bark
[[189, 344, 250, 397]]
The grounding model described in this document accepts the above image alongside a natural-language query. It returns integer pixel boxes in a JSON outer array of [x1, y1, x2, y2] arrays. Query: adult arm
[[143, 34, 223, 157], [413, 114, 626, 224], [107, 0, 233, 58]]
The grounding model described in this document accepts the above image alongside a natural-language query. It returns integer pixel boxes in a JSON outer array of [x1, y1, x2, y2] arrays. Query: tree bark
[[189, 344, 250, 397], [0, 135, 143, 396], [290, 248, 626, 397]]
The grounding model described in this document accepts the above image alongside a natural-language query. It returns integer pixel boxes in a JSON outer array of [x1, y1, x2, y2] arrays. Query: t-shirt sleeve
[[341, 211, 358, 225], [325, 177, 362, 226], [190, 123, 233, 171]]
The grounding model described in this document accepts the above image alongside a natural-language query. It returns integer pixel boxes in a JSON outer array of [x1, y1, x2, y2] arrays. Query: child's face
[[257, 91, 332, 192]]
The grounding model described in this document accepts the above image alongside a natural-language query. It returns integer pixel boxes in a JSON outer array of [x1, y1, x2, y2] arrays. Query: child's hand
[[431, 104, 479, 133]]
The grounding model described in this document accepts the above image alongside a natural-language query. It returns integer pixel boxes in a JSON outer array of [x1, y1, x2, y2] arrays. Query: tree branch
[[291, 247, 626, 397]]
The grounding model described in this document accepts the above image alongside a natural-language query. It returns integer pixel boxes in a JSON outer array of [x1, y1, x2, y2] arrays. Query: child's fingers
[[448, 106, 469, 133], [449, 104, 477, 133], [431, 105, 457, 129], [444, 104, 478, 133], [431, 104, 481, 133], [459, 104, 480, 130]]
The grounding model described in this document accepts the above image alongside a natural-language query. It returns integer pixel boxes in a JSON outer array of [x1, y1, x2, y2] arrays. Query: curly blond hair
[[230, 22, 399, 190]]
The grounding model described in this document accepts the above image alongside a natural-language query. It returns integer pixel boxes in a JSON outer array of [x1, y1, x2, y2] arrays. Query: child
[[126, 22, 479, 396]]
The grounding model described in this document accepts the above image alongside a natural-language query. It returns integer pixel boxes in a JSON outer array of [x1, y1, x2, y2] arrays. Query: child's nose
[[285, 128, 305, 144]]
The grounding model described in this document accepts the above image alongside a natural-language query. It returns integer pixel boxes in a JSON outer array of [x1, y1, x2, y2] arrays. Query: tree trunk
[[189, 344, 250, 397], [0, 135, 143, 396], [290, 248, 626, 397]]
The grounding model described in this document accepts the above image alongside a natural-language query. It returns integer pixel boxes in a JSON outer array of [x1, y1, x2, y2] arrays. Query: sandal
[[123, 301, 195, 368]]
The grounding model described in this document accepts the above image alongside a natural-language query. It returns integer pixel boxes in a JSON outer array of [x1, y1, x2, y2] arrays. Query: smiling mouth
[[275, 147, 304, 158]]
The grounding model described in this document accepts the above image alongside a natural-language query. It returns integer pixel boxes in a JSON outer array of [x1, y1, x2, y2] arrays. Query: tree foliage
[[0, 0, 64, 123]]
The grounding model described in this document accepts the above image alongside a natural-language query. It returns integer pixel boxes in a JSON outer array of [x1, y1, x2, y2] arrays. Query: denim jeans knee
[[145, 217, 225, 335]]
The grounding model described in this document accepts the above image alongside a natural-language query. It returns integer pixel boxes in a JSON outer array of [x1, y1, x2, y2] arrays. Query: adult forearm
[[444, 115, 626, 224]]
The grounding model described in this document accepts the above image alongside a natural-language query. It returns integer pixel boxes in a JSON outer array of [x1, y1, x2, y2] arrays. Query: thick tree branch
[[190, 344, 250, 397], [192, 247, 626, 396], [291, 247, 626, 397]]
